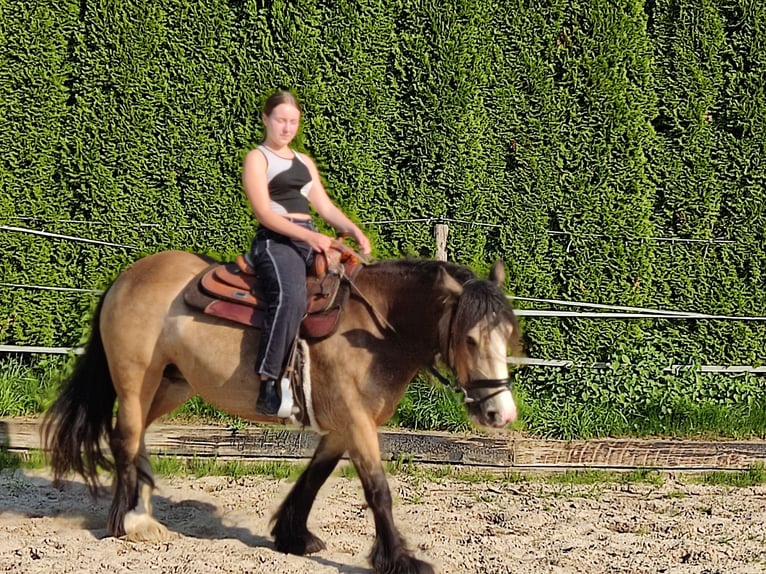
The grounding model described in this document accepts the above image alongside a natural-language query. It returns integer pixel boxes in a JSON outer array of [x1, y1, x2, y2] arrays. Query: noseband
[[461, 377, 513, 404], [428, 366, 512, 407]]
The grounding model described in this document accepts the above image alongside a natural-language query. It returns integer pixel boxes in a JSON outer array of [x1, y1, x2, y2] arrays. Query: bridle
[[431, 298, 513, 407], [428, 365, 512, 407]]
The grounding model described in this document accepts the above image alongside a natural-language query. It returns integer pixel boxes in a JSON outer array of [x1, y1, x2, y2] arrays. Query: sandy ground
[[1, 467, 765, 574]]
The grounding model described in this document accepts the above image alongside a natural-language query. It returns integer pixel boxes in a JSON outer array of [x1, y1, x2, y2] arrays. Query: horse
[[43, 249, 521, 574]]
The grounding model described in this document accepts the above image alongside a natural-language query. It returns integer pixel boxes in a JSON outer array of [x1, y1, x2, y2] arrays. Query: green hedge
[[1, 0, 764, 436]]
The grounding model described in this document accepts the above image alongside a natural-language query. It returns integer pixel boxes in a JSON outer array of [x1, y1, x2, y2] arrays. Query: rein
[[327, 238, 398, 335], [341, 268, 398, 334]]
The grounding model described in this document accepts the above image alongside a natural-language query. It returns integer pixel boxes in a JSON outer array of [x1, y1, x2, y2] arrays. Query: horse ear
[[488, 259, 506, 287], [436, 266, 463, 298]]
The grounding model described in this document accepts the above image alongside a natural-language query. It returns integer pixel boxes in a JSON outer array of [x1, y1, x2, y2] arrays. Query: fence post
[[434, 223, 448, 261]]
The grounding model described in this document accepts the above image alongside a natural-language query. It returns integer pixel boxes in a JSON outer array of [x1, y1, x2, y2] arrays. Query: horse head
[[436, 260, 520, 428]]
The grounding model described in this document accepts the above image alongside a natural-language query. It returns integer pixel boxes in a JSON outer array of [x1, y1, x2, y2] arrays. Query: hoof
[[371, 543, 435, 574], [382, 556, 434, 574], [274, 529, 326, 555], [122, 511, 171, 542]]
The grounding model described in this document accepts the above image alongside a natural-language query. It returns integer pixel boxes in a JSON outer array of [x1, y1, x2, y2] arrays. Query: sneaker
[[256, 378, 281, 416]]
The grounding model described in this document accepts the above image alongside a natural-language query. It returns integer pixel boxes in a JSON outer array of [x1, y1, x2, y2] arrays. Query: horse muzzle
[[463, 378, 517, 428]]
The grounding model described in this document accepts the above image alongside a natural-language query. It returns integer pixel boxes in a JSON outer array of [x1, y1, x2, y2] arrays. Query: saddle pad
[[182, 273, 261, 326]]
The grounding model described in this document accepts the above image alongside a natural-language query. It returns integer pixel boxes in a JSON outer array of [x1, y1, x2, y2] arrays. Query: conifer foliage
[[2, 1, 764, 431]]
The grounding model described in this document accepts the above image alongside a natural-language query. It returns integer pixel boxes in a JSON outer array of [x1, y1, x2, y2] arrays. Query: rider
[[242, 90, 371, 416]]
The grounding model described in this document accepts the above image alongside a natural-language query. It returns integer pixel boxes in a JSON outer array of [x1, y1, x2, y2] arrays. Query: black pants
[[250, 222, 315, 379]]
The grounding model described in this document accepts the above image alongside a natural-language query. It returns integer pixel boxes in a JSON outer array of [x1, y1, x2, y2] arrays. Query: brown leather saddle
[[183, 239, 365, 339]]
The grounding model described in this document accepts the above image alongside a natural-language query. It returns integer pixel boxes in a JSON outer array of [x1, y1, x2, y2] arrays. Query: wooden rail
[[3, 418, 766, 472]]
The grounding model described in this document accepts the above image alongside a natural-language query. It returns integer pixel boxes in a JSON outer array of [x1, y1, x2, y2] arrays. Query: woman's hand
[[306, 231, 334, 254], [351, 229, 371, 256]]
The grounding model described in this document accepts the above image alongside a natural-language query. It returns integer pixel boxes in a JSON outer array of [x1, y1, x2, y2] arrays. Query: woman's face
[[263, 103, 301, 147]]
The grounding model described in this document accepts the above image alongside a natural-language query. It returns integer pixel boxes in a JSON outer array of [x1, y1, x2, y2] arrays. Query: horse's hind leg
[[117, 438, 168, 541], [107, 367, 170, 541], [271, 432, 346, 555]]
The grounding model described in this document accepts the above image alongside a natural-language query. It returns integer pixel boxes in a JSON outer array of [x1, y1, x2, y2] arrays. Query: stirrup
[[277, 376, 295, 418]]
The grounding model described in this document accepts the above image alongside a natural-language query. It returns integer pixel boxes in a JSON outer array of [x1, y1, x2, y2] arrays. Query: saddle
[[183, 239, 365, 339]]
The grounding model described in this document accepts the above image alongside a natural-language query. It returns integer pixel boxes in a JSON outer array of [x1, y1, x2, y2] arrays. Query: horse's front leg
[[271, 432, 345, 555], [349, 422, 435, 574]]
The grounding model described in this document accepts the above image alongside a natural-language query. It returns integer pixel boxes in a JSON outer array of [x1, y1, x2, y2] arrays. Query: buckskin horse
[[43, 247, 521, 574]]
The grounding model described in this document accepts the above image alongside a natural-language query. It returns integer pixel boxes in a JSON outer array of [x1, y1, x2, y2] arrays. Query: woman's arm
[[303, 156, 371, 255]]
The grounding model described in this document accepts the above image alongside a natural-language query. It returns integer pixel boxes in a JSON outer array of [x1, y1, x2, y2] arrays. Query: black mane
[[371, 257, 477, 285]]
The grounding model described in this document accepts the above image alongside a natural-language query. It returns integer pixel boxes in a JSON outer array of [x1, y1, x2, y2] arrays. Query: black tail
[[42, 294, 116, 496]]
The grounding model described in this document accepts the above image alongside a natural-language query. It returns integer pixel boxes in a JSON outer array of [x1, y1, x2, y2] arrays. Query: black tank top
[[258, 145, 312, 215]]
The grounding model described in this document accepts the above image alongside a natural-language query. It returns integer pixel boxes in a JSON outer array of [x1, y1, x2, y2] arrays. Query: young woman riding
[[242, 90, 371, 416]]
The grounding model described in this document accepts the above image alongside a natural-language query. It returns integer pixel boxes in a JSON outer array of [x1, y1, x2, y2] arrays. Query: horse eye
[[466, 335, 477, 348]]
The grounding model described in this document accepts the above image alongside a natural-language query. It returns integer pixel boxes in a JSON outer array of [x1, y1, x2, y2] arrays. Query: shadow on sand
[[0, 465, 370, 574]]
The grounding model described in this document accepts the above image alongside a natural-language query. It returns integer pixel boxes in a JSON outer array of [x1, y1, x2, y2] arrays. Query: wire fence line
[[0, 345, 84, 356], [12, 217, 162, 228], [2, 222, 764, 370], [0, 283, 104, 294], [0, 345, 763, 374], [0, 225, 139, 250], [5, 281, 765, 321], [512, 296, 709, 316], [2, 224, 762, 318], [545, 230, 736, 244], [2, 284, 765, 371], [5, 219, 740, 245], [511, 357, 766, 374]]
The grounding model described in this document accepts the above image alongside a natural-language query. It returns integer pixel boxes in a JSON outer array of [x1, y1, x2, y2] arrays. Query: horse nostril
[[485, 409, 500, 426]]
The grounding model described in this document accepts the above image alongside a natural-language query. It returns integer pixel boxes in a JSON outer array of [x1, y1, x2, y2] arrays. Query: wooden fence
[[3, 418, 766, 472]]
